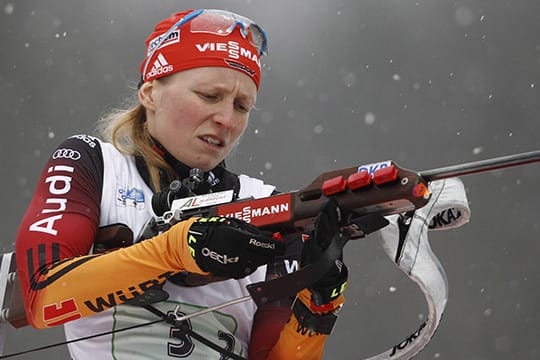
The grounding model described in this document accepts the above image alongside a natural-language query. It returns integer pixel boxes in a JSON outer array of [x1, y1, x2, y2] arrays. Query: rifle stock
[[152, 160, 430, 237], [157, 150, 540, 236], [210, 163, 430, 233]]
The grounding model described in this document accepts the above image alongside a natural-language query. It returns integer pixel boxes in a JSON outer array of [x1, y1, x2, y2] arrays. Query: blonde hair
[[95, 100, 175, 192]]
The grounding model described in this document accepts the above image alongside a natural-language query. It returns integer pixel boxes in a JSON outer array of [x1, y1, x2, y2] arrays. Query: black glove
[[301, 198, 349, 307], [188, 217, 286, 279]]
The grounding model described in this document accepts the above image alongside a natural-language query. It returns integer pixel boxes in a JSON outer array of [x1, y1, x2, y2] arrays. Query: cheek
[[233, 118, 249, 139], [147, 108, 190, 147], [158, 97, 200, 132]]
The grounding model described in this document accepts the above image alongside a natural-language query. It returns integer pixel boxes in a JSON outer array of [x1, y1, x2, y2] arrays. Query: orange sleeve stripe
[[24, 218, 206, 328]]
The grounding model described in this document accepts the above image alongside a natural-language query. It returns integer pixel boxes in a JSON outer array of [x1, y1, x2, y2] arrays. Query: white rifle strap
[[366, 177, 470, 359]]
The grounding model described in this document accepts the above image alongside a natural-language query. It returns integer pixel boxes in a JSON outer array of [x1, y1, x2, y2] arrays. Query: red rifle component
[[216, 193, 293, 228], [373, 165, 399, 185], [205, 162, 433, 235], [322, 176, 348, 196], [413, 183, 430, 198], [347, 170, 372, 190]]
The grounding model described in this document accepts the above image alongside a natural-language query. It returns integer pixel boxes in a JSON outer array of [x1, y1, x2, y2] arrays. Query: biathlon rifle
[[141, 149, 540, 306]]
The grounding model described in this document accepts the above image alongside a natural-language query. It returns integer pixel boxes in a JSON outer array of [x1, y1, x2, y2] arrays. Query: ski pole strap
[[367, 177, 470, 359]]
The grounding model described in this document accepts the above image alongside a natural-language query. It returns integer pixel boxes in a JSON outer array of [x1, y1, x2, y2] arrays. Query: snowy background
[[2, 0, 540, 359]]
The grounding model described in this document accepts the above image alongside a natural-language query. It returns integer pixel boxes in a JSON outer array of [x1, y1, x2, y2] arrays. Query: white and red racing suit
[[16, 134, 339, 359]]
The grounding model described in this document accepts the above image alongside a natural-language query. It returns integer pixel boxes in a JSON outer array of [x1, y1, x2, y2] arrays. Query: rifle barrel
[[420, 150, 540, 182]]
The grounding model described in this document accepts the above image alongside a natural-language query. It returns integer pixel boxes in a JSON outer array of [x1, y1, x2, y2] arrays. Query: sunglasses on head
[[139, 9, 268, 87]]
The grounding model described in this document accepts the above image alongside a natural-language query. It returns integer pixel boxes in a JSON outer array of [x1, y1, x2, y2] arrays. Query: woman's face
[[140, 67, 258, 171]]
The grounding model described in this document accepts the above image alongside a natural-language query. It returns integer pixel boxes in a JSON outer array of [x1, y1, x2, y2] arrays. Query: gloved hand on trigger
[[186, 216, 286, 279], [300, 198, 349, 311]]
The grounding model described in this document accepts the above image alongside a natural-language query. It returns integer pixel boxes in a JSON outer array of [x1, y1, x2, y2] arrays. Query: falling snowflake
[[4, 3, 14, 15], [364, 112, 376, 126], [313, 124, 324, 134], [473, 146, 484, 155]]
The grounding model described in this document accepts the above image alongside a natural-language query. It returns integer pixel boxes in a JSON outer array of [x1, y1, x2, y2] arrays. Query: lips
[[200, 135, 225, 147]]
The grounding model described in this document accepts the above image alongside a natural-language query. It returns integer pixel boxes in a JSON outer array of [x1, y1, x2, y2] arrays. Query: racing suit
[[16, 134, 332, 359]]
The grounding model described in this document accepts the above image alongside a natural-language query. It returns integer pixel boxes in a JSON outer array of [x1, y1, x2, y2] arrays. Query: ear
[[138, 81, 156, 111]]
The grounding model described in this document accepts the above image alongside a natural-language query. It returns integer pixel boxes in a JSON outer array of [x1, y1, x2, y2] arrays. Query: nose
[[212, 102, 236, 129]]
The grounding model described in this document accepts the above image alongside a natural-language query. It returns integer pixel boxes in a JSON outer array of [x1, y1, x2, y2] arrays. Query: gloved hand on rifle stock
[[180, 216, 286, 279], [294, 198, 349, 334]]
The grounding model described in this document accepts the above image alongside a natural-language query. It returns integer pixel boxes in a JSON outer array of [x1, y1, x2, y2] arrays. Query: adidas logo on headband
[[147, 53, 174, 79]]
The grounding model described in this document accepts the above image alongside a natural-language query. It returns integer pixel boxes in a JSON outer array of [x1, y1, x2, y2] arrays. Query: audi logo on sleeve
[[52, 148, 81, 161]]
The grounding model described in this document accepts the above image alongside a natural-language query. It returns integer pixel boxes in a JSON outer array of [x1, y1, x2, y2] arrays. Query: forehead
[[169, 67, 258, 95]]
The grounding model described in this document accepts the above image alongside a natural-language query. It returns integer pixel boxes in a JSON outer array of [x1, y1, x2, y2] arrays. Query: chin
[[188, 159, 222, 172], [178, 150, 226, 171]]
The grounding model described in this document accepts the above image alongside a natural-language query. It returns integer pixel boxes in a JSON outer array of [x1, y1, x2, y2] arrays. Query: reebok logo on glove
[[249, 238, 276, 249]]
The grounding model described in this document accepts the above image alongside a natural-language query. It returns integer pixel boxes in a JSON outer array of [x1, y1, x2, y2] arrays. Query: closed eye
[[196, 91, 253, 113], [197, 92, 219, 101], [234, 101, 251, 113]]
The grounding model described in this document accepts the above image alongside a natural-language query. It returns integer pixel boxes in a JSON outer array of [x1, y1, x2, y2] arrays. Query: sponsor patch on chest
[[116, 184, 145, 209]]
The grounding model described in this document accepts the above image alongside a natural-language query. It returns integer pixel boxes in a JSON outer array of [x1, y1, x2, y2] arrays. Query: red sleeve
[[248, 234, 299, 359], [249, 305, 292, 359], [16, 135, 103, 315]]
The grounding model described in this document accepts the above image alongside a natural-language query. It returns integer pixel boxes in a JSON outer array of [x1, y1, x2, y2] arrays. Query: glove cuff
[[308, 260, 349, 307], [296, 288, 345, 314], [168, 217, 209, 275], [292, 296, 340, 335], [292, 288, 345, 335]]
